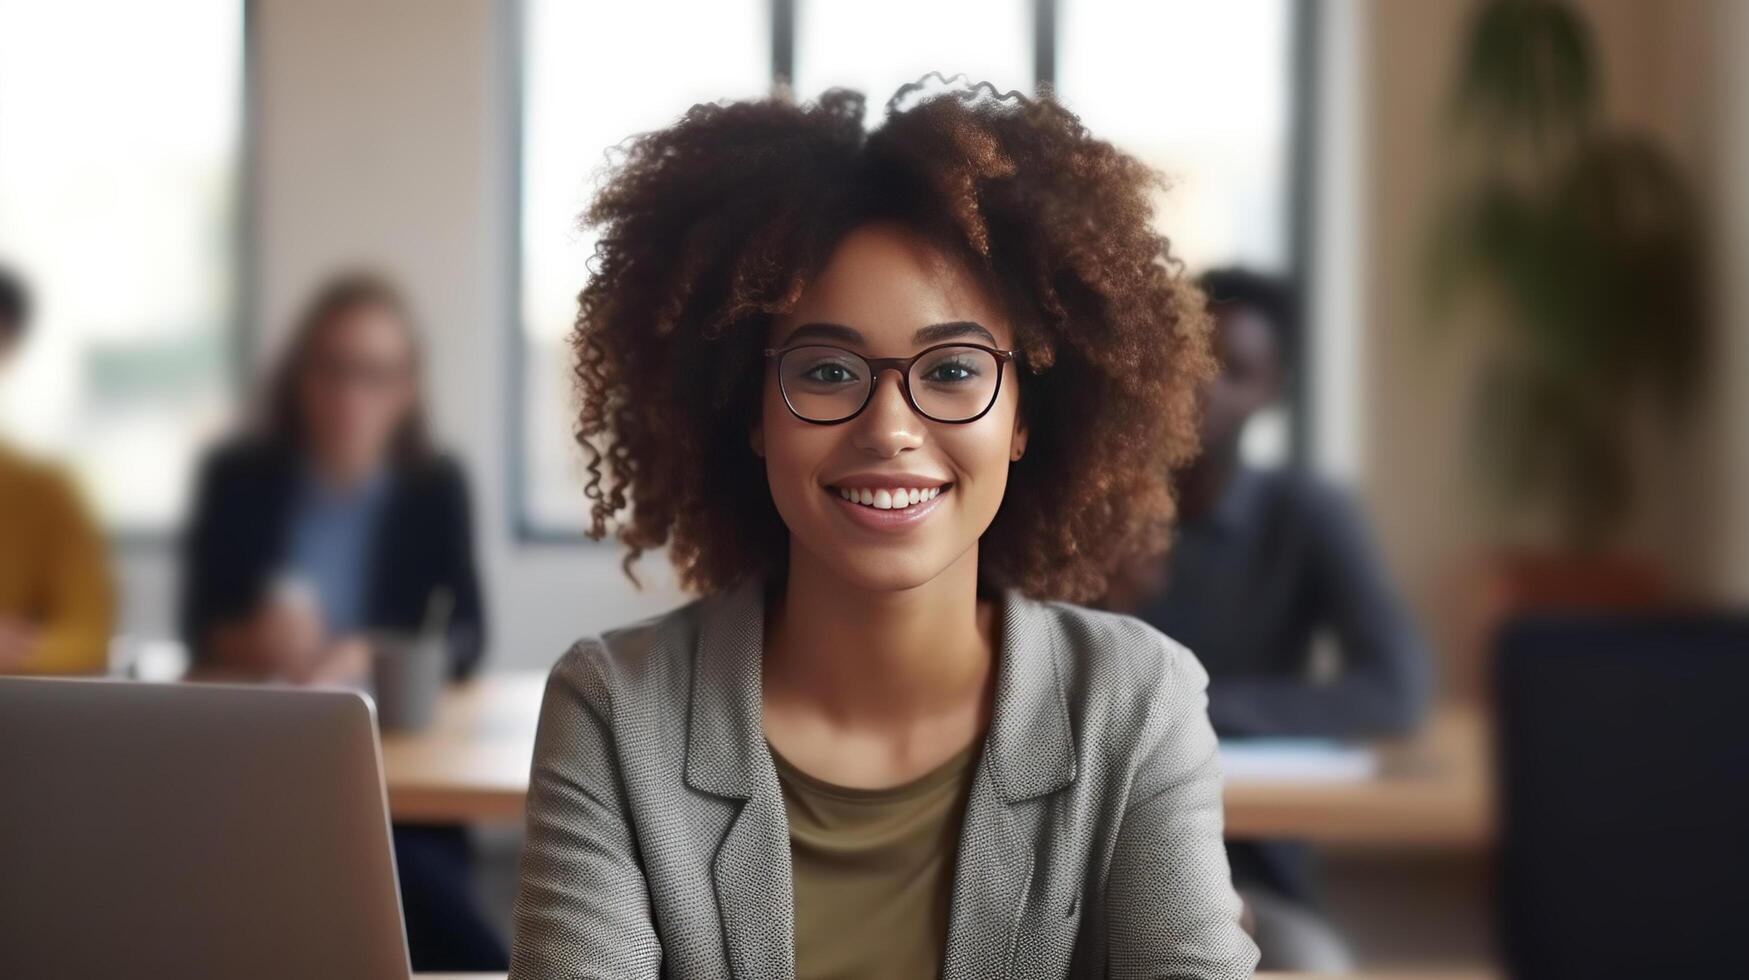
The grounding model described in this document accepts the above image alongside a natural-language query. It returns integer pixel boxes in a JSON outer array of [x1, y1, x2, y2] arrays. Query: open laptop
[[0, 677, 411, 979]]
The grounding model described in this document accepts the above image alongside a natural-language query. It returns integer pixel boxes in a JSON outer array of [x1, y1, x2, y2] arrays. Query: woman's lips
[[825, 483, 952, 532]]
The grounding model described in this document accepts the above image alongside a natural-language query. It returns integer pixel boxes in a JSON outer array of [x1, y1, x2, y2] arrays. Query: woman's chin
[[803, 546, 956, 596]]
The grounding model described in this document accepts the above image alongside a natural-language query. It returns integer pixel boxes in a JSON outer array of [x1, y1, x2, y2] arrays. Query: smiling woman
[[510, 75, 1258, 980], [571, 77, 1216, 604]]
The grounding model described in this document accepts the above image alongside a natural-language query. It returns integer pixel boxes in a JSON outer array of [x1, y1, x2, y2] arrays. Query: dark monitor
[[1494, 611, 1749, 979]]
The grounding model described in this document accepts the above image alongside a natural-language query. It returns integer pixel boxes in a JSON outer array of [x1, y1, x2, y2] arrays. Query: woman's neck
[[305, 445, 386, 493], [763, 545, 997, 727]]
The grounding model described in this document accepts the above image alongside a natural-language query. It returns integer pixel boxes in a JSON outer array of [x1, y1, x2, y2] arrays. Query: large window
[[1057, 0, 1294, 273], [792, 0, 1032, 114], [0, 0, 244, 534], [519, 0, 770, 534], [1056, 0, 1300, 463], [518, 0, 1305, 536]]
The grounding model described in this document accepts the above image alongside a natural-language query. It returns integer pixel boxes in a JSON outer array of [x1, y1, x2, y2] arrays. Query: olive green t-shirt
[[769, 738, 982, 980]]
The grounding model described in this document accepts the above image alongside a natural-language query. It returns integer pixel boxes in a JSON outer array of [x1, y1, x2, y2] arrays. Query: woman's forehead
[[770, 223, 1011, 348], [323, 303, 411, 348]]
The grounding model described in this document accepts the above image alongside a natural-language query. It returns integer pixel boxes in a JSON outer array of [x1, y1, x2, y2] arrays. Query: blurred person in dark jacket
[[180, 273, 483, 684], [1103, 267, 1433, 971], [178, 271, 503, 970], [0, 264, 115, 676]]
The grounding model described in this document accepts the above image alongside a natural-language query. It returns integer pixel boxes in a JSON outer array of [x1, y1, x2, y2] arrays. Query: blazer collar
[[683, 574, 1078, 803]]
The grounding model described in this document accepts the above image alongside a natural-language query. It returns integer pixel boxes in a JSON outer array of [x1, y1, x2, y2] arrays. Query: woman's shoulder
[[0, 444, 94, 521], [1024, 594, 1211, 719], [195, 436, 286, 484], [1032, 594, 1208, 682], [389, 450, 473, 501], [1022, 597, 1218, 798], [544, 592, 715, 718]]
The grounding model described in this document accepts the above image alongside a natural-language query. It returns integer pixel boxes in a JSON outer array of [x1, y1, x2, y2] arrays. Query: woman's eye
[[924, 361, 978, 383], [803, 363, 858, 384]]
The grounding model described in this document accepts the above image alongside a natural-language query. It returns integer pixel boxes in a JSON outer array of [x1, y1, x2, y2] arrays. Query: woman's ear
[[750, 422, 765, 459], [1011, 415, 1028, 462]]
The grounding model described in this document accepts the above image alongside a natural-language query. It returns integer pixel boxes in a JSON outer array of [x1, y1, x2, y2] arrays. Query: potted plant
[[1426, 0, 1704, 628]]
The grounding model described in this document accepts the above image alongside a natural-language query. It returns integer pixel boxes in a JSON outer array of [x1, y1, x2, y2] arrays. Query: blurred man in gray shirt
[[1105, 267, 1433, 970]]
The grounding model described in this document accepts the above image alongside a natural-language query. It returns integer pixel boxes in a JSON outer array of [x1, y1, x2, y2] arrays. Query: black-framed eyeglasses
[[763, 342, 1018, 425]]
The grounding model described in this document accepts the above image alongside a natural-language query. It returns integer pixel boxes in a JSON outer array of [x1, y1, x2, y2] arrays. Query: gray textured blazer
[[509, 575, 1260, 979]]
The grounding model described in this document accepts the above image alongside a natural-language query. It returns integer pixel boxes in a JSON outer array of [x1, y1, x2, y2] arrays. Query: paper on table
[[1218, 738, 1380, 782]]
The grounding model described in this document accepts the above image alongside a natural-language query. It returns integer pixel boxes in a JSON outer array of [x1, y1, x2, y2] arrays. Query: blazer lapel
[[680, 578, 1076, 980], [941, 761, 1033, 980], [685, 576, 796, 980], [943, 587, 1078, 980]]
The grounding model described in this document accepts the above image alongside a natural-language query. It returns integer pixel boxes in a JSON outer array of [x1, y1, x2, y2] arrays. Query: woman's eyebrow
[[780, 322, 862, 346], [779, 320, 999, 347], [914, 320, 997, 346]]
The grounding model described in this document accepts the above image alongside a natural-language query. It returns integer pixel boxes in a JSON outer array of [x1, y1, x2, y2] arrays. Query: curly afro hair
[[571, 74, 1216, 604]]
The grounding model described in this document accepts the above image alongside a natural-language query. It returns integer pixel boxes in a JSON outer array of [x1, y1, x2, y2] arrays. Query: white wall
[[116, 0, 687, 673]]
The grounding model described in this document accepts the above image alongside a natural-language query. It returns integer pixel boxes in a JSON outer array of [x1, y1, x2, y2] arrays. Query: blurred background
[[3, 0, 1746, 975]]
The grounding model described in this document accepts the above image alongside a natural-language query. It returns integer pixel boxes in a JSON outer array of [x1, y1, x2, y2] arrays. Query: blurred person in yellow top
[[0, 265, 115, 675]]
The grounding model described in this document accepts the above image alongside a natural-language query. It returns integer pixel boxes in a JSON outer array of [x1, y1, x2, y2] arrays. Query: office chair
[[1494, 611, 1749, 979]]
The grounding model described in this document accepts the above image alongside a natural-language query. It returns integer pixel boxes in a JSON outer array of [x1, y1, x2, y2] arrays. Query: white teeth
[[833, 484, 948, 510]]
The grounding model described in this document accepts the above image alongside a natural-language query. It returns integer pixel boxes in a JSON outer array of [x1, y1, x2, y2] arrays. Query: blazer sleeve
[[178, 445, 260, 665], [1105, 639, 1260, 979], [433, 458, 487, 680], [509, 640, 662, 979]]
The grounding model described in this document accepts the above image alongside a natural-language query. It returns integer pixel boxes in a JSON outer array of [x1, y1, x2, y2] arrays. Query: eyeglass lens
[[777, 345, 1000, 423]]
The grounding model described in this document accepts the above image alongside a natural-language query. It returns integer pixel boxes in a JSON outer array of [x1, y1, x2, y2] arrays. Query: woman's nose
[[851, 369, 924, 457]]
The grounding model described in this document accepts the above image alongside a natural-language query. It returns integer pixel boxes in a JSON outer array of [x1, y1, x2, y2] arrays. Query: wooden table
[[381, 672, 546, 823], [1221, 706, 1492, 846], [383, 672, 1492, 847]]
